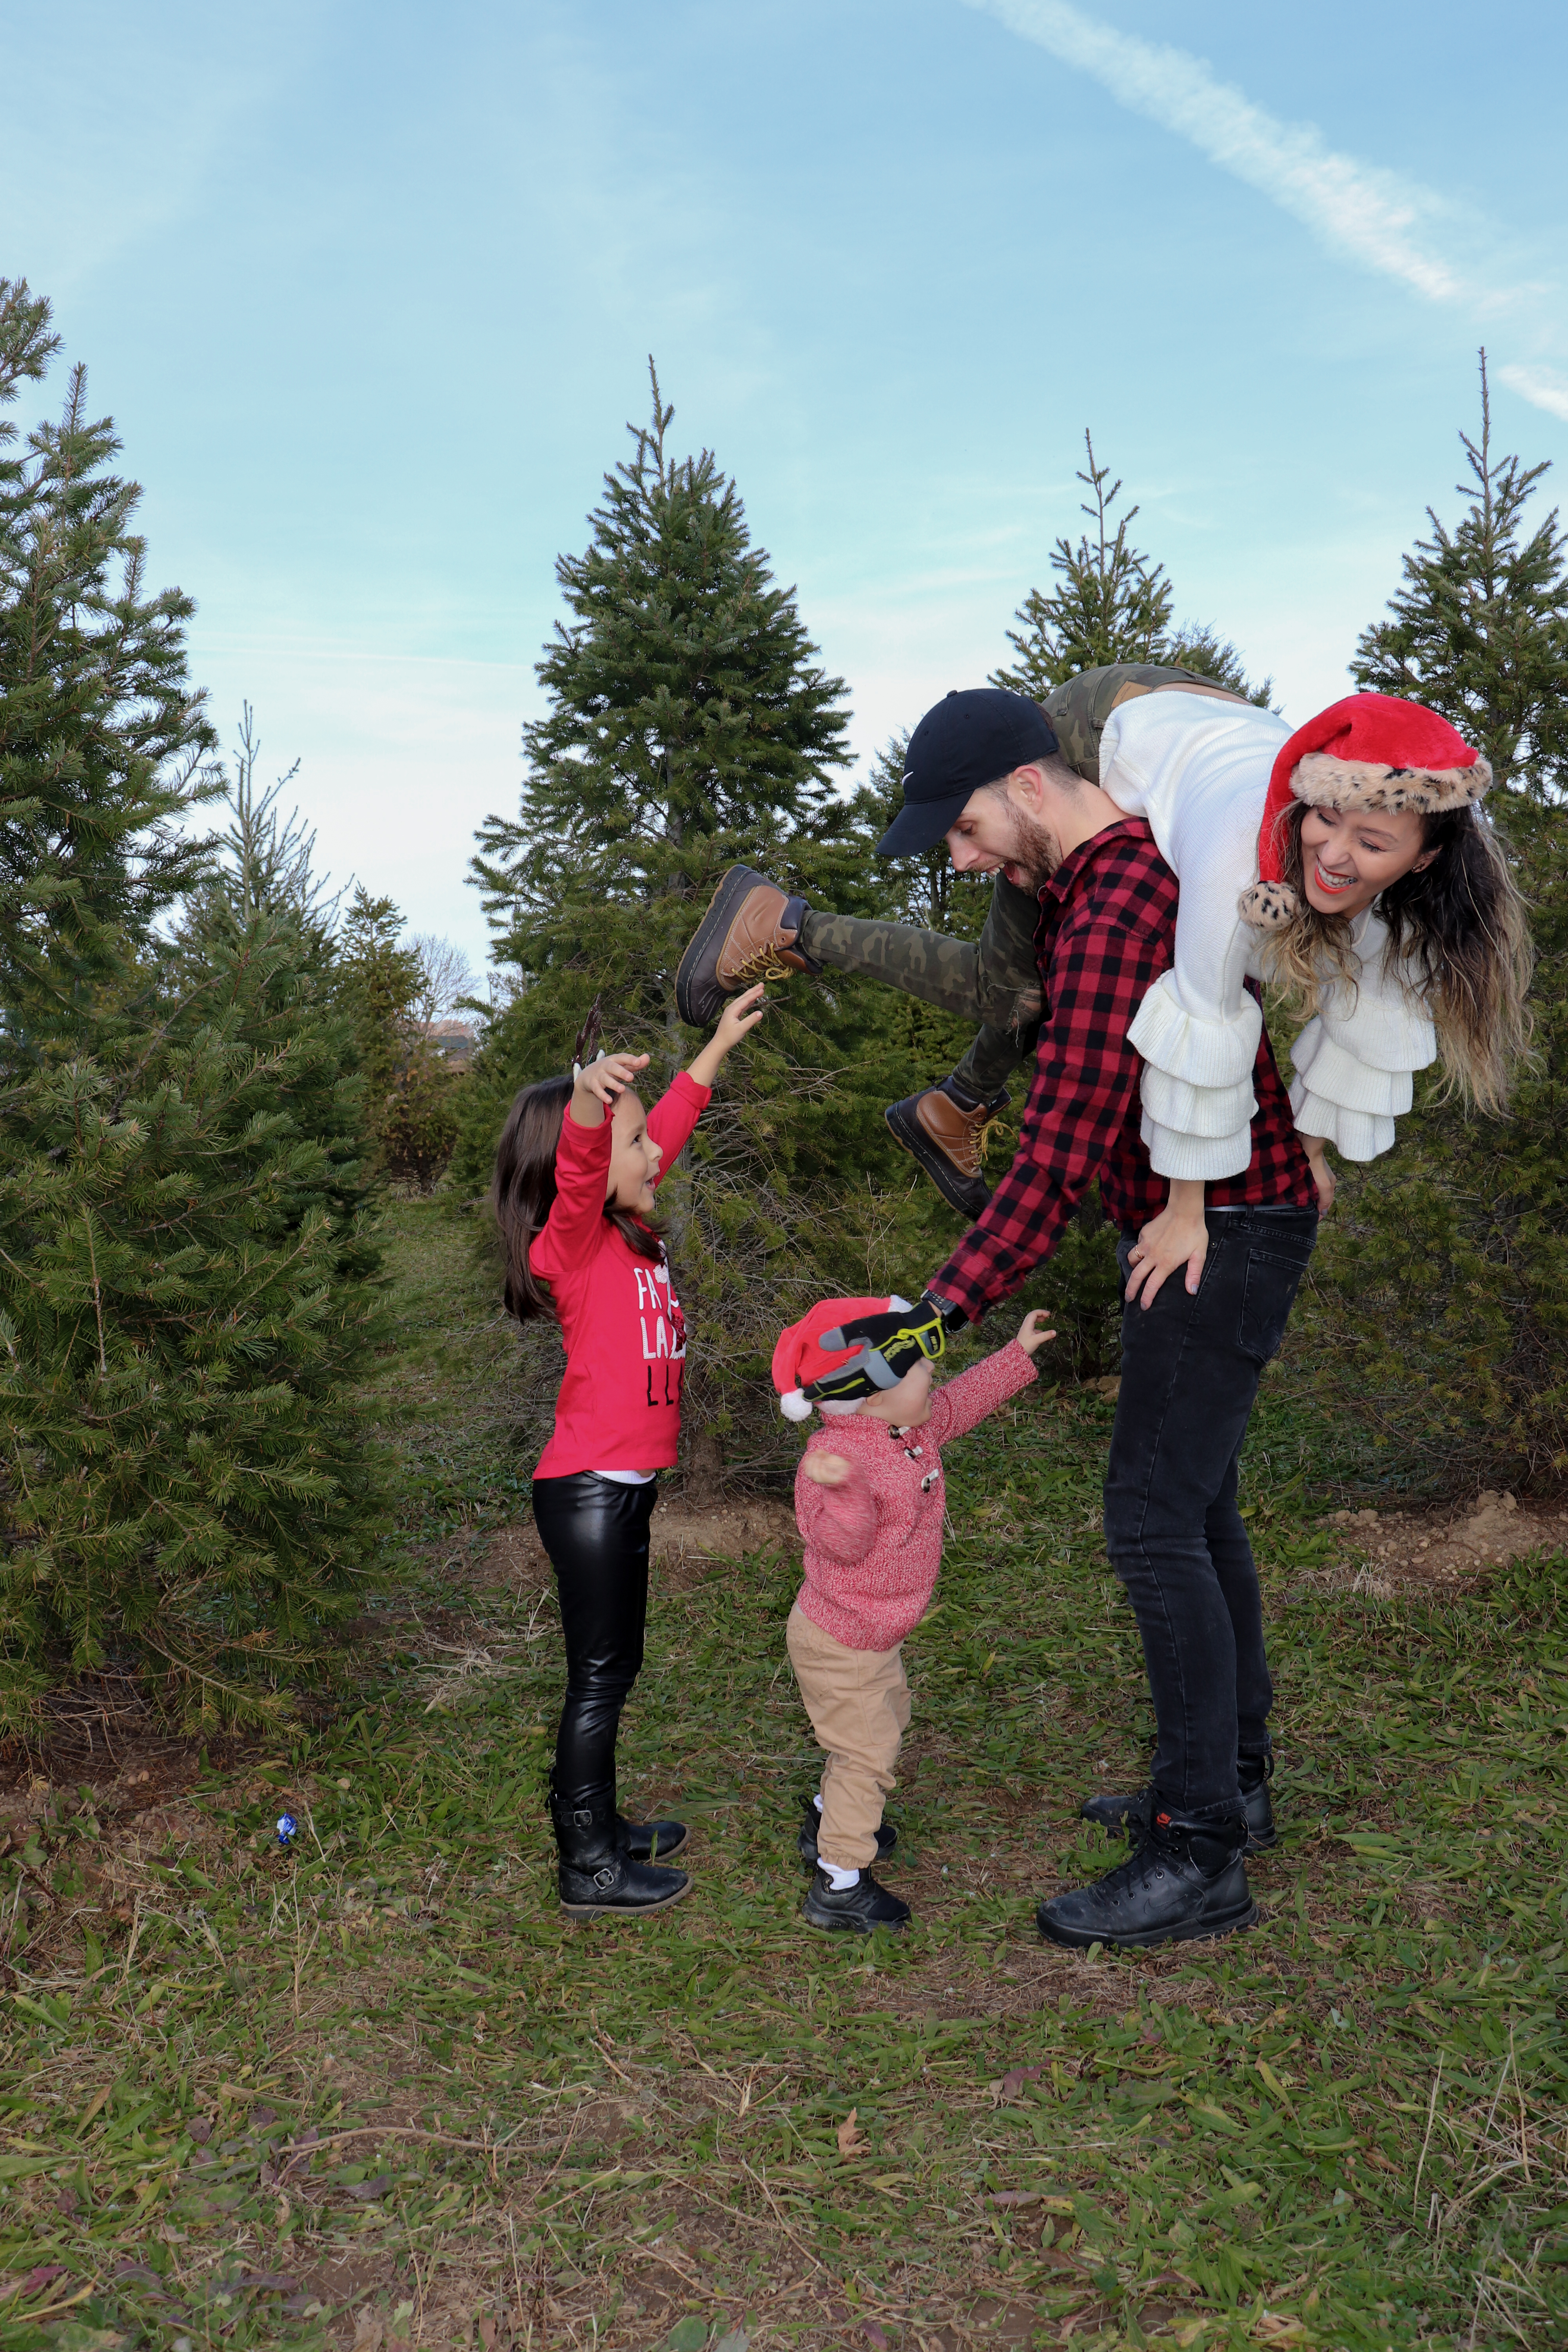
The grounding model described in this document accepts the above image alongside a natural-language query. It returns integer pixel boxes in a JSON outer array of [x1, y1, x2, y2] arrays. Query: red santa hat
[[1239, 693, 1492, 929], [771, 1295, 911, 1422]]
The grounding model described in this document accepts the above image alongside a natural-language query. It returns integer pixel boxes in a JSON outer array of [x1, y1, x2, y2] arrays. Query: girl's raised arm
[[532, 1053, 646, 1279]]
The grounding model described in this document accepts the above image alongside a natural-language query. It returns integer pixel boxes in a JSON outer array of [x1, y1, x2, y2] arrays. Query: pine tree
[[1303, 361, 1568, 1488], [0, 293, 388, 1726], [457, 369, 976, 1482], [0, 279, 219, 1036], [991, 431, 1175, 697], [1354, 352, 1568, 811], [468, 361, 853, 1063], [990, 428, 1269, 707]]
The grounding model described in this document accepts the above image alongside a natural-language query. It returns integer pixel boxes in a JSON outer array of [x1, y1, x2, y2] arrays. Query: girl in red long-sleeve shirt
[[492, 987, 765, 1918]]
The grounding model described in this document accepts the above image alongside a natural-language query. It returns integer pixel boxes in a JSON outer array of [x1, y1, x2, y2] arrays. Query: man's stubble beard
[[1004, 806, 1063, 893]]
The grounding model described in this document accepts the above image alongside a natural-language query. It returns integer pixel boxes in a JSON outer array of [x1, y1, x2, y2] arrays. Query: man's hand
[[802, 1452, 851, 1488], [1016, 1310, 1056, 1356], [1302, 1136, 1336, 1216], [822, 1294, 955, 1387], [1124, 1178, 1208, 1311]]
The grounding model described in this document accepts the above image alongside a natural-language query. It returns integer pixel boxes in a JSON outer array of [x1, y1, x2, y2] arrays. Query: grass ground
[[4, 1198, 1568, 2352]]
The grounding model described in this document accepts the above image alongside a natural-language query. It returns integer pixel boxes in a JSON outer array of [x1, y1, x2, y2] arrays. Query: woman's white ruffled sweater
[[1099, 692, 1437, 1181]]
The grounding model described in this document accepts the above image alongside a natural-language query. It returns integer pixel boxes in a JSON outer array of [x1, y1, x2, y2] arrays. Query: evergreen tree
[[0, 291, 388, 1725], [0, 279, 219, 1037], [1303, 364, 1568, 1489], [990, 428, 1269, 707], [468, 361, 854, 1059], [1354, 353, 1568, 811], [457, 369, 975, 1482], [991, 431, 1175, 697]]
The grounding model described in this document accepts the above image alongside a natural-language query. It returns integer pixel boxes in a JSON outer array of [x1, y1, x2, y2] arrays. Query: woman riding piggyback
[[491, 987, 766, 1920]]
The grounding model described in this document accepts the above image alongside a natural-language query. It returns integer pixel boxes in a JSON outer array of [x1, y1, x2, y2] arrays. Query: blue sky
[[5, 0, 1565, 973]]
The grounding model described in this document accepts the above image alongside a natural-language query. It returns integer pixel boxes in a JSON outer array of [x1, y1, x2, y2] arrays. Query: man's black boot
[[1038, 1808, 1255, 1951], [619, 1811, 689, 1862], [802, 1866, 911, 1935], [797, 1796, 897, 1869], [550, 1789, 690, 1918], [1081, 1764, 1277, 1852]]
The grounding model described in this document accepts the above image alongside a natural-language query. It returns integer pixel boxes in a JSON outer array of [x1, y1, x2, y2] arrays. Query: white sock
[[813, 1792, 824, 1813], [822, 1862, 860, 1891]]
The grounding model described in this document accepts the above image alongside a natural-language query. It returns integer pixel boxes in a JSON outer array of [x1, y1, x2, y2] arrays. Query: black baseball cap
[[876, 688, 1059, 856]]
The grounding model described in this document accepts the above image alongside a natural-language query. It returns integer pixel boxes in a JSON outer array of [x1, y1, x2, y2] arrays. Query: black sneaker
[[1038, 1811, 1255, 1952], [802, 1866, 911, 1935], [1081, 1772, 1277, 1852], [797, 1796, 897, 1869]]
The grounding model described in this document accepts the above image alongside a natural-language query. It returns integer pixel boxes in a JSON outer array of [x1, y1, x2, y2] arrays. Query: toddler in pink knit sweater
[[772, 1296, 1054, 1935]]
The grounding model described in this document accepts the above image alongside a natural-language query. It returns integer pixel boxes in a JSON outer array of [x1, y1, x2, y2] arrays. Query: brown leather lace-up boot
[[884, 1081, 1012, 1220], [675, 865, 820, 1027]]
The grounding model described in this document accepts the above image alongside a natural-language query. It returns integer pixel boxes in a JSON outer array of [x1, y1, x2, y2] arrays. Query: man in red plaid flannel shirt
[[832, 688, 1319, 1953]]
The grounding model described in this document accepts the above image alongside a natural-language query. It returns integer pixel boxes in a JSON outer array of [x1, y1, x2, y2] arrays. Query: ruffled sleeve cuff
[[1289, 1017, 1414, 1162], [1129, 970, 1262, 1088], [1130, 970, 1261, 1180], [1140, 1112, 1256, 1182]]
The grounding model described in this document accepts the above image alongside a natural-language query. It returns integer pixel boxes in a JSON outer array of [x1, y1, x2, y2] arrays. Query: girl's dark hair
[[492, 1074, 664, 1323], [1266, 799, 1533, 1112]]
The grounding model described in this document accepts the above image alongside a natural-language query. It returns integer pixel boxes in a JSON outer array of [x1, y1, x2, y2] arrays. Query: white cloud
[[1498, 363, 1568, 424], [964, 0, 1477, 301], [963, 0, 1568, 427]]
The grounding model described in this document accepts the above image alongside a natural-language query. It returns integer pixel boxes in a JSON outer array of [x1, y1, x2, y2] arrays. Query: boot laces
[[951, 1109, 1009, 1179], [731, 941, 799, 984]]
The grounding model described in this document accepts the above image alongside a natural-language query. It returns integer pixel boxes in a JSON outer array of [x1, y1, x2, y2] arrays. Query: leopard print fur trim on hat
[[1238, 880, 1299, 930], [1292, 750, 1492, 814]]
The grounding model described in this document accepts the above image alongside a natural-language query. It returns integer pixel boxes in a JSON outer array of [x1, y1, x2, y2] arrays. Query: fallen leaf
[[836, 2108, 867, 2158], [714, 2334, 750, 2352], [989, 2190, 1040, 2207], [862, 2329, 891, 2352]]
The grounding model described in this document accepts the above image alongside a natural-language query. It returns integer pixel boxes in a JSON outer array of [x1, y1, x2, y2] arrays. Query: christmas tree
[[989, 428, 1269, 706], [992, 430, 1279, 706], [1354, 354, 1568, 811], [1305, 357, 1568, 1487], [458, 368, 972, 1481], [0, 289, 388, 1727]]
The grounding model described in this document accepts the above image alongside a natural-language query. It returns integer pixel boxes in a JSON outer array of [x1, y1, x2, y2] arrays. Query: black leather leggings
[[532, 1473, 656, 1805]]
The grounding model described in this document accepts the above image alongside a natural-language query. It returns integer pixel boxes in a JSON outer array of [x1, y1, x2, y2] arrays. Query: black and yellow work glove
[[813, 1292, 967, 1396]]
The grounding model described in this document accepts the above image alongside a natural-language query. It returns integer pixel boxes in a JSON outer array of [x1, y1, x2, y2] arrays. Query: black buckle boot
[[1038, 1807, 1255, 1952], [802, 1865, 911, 1935], [797, 1795, 897, 1869], [550, 1789, 690, 1918], [1082, 1764, 1277, 1852], [618, 1811, 688, 1862]]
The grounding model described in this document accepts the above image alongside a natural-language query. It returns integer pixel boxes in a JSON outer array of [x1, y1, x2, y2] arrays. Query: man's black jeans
[[1103, 1205, 1318, 1822]]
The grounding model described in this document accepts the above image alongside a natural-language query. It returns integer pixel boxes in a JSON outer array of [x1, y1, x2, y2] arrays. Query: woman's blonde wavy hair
[[1260, 799, 1534, 1114]]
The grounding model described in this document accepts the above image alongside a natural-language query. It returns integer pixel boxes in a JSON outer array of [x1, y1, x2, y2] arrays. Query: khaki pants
[[786, 1602, 912, 1871]]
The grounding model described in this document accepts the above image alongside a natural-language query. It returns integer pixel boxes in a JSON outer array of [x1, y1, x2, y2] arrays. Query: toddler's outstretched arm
[[923, 1312, 1050, 1446]]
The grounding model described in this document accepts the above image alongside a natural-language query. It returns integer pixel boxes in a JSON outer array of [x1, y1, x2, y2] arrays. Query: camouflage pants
[[797, 663, 1241, 1102]]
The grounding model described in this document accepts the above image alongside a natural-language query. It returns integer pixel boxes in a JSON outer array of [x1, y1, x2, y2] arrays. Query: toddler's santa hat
[[772, 1295, 912, 1422], [1239, 693, 1491, 929]]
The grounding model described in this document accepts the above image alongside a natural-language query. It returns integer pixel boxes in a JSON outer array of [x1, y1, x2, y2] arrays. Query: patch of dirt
[[1285, 1490, 1568, 1599], [477, 1497, 799, 1598]]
